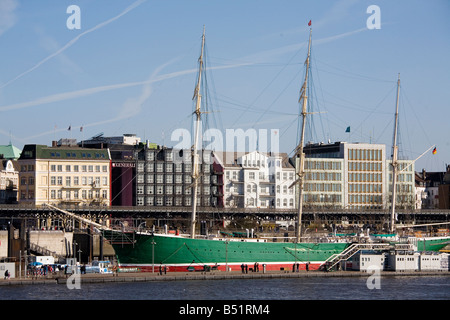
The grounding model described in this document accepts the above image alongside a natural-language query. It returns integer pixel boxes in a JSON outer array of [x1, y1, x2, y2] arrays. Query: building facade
[[216, 151, 296, 209], [0, 160, 19, 204], [18, 144, 111, 206], [295, 141, 415, 210], [135, 145, 222, 208]]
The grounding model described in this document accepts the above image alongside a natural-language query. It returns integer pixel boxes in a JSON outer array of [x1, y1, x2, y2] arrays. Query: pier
[[1, 269, 449, 286]]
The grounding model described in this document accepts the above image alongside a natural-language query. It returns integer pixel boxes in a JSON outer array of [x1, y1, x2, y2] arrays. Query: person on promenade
[[4, 270, 10, 279]]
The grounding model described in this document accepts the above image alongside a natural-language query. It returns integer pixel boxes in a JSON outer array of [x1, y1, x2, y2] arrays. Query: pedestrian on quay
[[241, 263, 245, 273], [306, 262, 310, 272], [4, 270, 10, 279]]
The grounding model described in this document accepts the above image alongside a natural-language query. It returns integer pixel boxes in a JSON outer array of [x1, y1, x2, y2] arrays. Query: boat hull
[[103, 230, 350, 272]]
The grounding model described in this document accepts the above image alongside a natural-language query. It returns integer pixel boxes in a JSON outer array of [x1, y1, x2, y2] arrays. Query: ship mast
[[190, 26, 206, 239], [295, 28, 312, 243], [390, 74, 401, 233]]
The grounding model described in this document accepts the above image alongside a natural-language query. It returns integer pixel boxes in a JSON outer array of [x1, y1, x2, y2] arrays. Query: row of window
[[305, 172, 342, 181], [349, 183, 383, 193], [348, 161, 382, 172], [136, 195, 214, 206], [137, 162, 211, 173], [50, 164, 108, 173], [348, 194, 383, 204], [348, 148, 383, 161], [348, 173, 382, 183], [137, 185, 215, 196], [303, 194, 342, 203], [136, 174, 211, 184], [304, 183, 342, 192], [49, 152, 106, 159], [305, 160, 342, 171], [49, 189, 108, 200], [144, 150, 212, 163], [20, 189, 109, 200], [226, 171, 295, 181]]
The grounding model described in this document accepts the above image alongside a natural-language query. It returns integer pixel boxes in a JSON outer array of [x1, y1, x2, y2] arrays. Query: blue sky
[[0, 0, 449, 172]]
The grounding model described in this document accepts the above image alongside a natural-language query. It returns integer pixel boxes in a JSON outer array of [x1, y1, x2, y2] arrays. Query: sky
[[0, 0, 449, 172]]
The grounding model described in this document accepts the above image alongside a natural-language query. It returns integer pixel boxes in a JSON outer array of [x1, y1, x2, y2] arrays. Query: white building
[[215, 151, 295, 209], [0, 159, 19, 204], [350, 251, 386, 271], [295, 141, 415, 210]]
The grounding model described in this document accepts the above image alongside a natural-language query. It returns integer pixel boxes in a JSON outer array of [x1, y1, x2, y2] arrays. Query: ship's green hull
[[415, 237, 450, 252], [103, 230, 350, 272]]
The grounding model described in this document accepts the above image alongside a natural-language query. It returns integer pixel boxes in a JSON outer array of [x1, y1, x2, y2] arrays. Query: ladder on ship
[[323, 243, 392, 271]]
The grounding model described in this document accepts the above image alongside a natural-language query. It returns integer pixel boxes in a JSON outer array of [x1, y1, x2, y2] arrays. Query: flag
[[432, 147, 437, 154], [80, 126, 83, 132], [68, 125, 71, 131], [345, 126, 350, 133], [308, 20, 311, 26]]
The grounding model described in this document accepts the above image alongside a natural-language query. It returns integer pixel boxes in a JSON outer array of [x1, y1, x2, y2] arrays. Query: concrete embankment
[[1, 270, 448, 286]]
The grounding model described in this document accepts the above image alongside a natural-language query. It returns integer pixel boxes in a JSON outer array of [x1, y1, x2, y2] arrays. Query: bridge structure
[[0, 204, 449, 231]]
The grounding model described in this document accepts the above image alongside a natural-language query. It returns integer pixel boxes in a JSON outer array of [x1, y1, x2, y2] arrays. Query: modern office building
[[294, 141, 415, 210]]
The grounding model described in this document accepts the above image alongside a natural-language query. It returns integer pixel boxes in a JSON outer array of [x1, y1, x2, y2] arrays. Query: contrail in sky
[[0, 0, 146, 89], [0, 63, 251, 112]]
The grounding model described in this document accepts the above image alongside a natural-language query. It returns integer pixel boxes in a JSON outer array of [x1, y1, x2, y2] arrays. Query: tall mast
[[190, 26, 205, 239], [295, 28, 312, 243], [390, 73, 401, 233]]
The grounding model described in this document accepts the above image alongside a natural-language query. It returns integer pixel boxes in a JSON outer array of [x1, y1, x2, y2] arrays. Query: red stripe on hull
[[118, 262, 322, 273]]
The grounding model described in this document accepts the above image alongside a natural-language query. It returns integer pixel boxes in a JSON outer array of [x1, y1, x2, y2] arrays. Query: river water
[[1, 275, 449, 300]]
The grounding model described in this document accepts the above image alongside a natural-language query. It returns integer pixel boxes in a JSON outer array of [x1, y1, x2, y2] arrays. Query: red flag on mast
[[308, 20, 311, 26]]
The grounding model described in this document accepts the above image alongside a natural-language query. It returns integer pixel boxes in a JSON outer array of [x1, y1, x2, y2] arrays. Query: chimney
[[52, 141, 57, 147]]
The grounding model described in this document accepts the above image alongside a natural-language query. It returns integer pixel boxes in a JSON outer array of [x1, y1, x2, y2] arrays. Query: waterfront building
[[386, 159, 415, 210], [135, 144, 222, 208], [416, 168, 446, 209], [18, 143, 111, 206], [79, 134, 142, 207], [294, 141, 415, 210], [215, 151, 296, 209], [0, 159, 19, 204]]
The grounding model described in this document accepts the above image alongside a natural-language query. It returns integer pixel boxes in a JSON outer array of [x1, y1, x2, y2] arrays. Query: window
[[74, 165, 79, 172], [102, 177, 108, 186], [57, 176, 63, 185], [66, 177, 71, 186], [66, 165, 71, 172], [102, 190, 108, 199]]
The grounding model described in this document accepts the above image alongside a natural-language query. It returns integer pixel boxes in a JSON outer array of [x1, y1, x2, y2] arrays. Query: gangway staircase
[[29, 242, 66, 263], [323, 242, 392, 271]]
